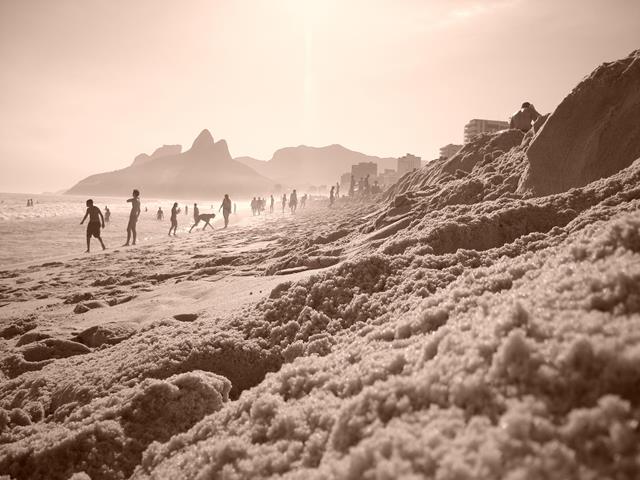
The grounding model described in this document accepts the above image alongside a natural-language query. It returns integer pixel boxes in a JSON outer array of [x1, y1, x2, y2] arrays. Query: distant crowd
[[77, 101, 543, 253], [79, 188, 308, 253], [249, 190, 309, 216]]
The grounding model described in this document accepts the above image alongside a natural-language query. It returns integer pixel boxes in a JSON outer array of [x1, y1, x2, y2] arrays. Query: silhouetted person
[[157, 207, 164, 220], [270, 195, 274, 213], [104, 206, 110, 223], [219, 194, 232, 228], [281, 194, 287, 213], [289, 189, 298, 213], [124, 189, 141, 246], [251, 197, 257, 216], [300, 194, 307, 209], [189, 203, 200, 232], [185, 205, 188, 216], [336, 182, 340, 198], [510, 102, 541, 132], [80, 199, 105, 253], [169, 202, 180, 236], [329, 186, 335, 207]]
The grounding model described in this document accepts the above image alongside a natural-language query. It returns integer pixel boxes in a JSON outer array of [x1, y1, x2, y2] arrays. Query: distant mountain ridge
[[132, 144, 182, 167], [66, 130, 272, 198], [67, 132, 399, 197], [235, 144, 397, 187]]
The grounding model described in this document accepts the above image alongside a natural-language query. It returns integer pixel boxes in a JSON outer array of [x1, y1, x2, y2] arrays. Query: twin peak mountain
[[67, 129, 395, 198]]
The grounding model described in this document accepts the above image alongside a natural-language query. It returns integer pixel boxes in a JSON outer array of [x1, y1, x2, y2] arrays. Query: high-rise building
[[439, 144, 463, 159], [340, 172, 352, 189], [397, 154, 421, 176], [351, 162, 378, 181], [377, 169, 400, 188], [463, 119, 509, 143]]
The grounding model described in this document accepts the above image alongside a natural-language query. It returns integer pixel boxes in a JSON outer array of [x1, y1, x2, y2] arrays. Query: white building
[[397, 154, 421, 176], [463, 119, 509, 143], [440, 144, 463, 159]]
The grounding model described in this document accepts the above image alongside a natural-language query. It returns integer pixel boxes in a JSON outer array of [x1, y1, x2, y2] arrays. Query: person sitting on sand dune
[[80, 199, 106, 253], [510, 102, 541, 132]]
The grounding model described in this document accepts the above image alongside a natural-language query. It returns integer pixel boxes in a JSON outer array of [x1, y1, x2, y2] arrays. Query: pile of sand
[[519, 49, 640, 195], [1, 50, 640, 479]]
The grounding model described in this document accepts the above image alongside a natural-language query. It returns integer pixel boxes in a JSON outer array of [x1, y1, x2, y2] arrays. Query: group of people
[[80, 189, 235, 252], [250, 196, 269, 215], [347, 175, 381, 198], [281, 190, 308, 213], [25, 198, 35, 207], [249, 190, 308, 215]]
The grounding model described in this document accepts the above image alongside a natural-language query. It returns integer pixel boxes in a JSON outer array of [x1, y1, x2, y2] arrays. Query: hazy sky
[[1, 0, 639, 193]]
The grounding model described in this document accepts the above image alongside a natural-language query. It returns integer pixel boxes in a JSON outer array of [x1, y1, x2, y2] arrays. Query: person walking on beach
[[251, 197, 257, 216], [104, 206, 111, 223], [80, 199, 106, 253], [157, 207, 164, 221], [169, 202, 180, 236], [329, 186, 335, 207], [189, 203, 200, 232], [270, 195, 274, 213], [510, 102, 541, 132], [219, 194, 232, 228], [289, 189, 298, 214], [185, 205, 188, 216], [124, 189, 141, 246]]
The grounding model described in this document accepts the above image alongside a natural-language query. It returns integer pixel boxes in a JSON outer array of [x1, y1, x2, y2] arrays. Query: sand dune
[[1, 50, 640, 479]]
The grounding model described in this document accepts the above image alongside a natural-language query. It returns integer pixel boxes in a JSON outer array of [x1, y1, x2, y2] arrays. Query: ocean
[[0, 192, 256, 268]]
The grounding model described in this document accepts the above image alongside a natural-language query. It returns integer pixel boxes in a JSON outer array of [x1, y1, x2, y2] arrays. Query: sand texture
[[1, 50, 640, 480]]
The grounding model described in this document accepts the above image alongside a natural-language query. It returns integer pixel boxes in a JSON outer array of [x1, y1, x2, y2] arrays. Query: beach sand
[[1, 50, 640, 480]]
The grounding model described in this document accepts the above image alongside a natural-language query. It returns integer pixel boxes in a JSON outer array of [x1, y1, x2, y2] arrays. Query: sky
[[0, 0, 639, 193]]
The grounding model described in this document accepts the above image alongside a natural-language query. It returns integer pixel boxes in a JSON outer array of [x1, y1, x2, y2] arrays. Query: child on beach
[[80, 199, 106, 253]]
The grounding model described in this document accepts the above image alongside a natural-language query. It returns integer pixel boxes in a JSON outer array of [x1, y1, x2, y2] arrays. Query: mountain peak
[[190, 129, 215, 151]]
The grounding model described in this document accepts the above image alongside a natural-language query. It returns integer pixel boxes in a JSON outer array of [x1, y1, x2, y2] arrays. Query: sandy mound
[[1, 50, 640, 479], [519, 49, 640, 195], [0, 370, 230, 480]]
